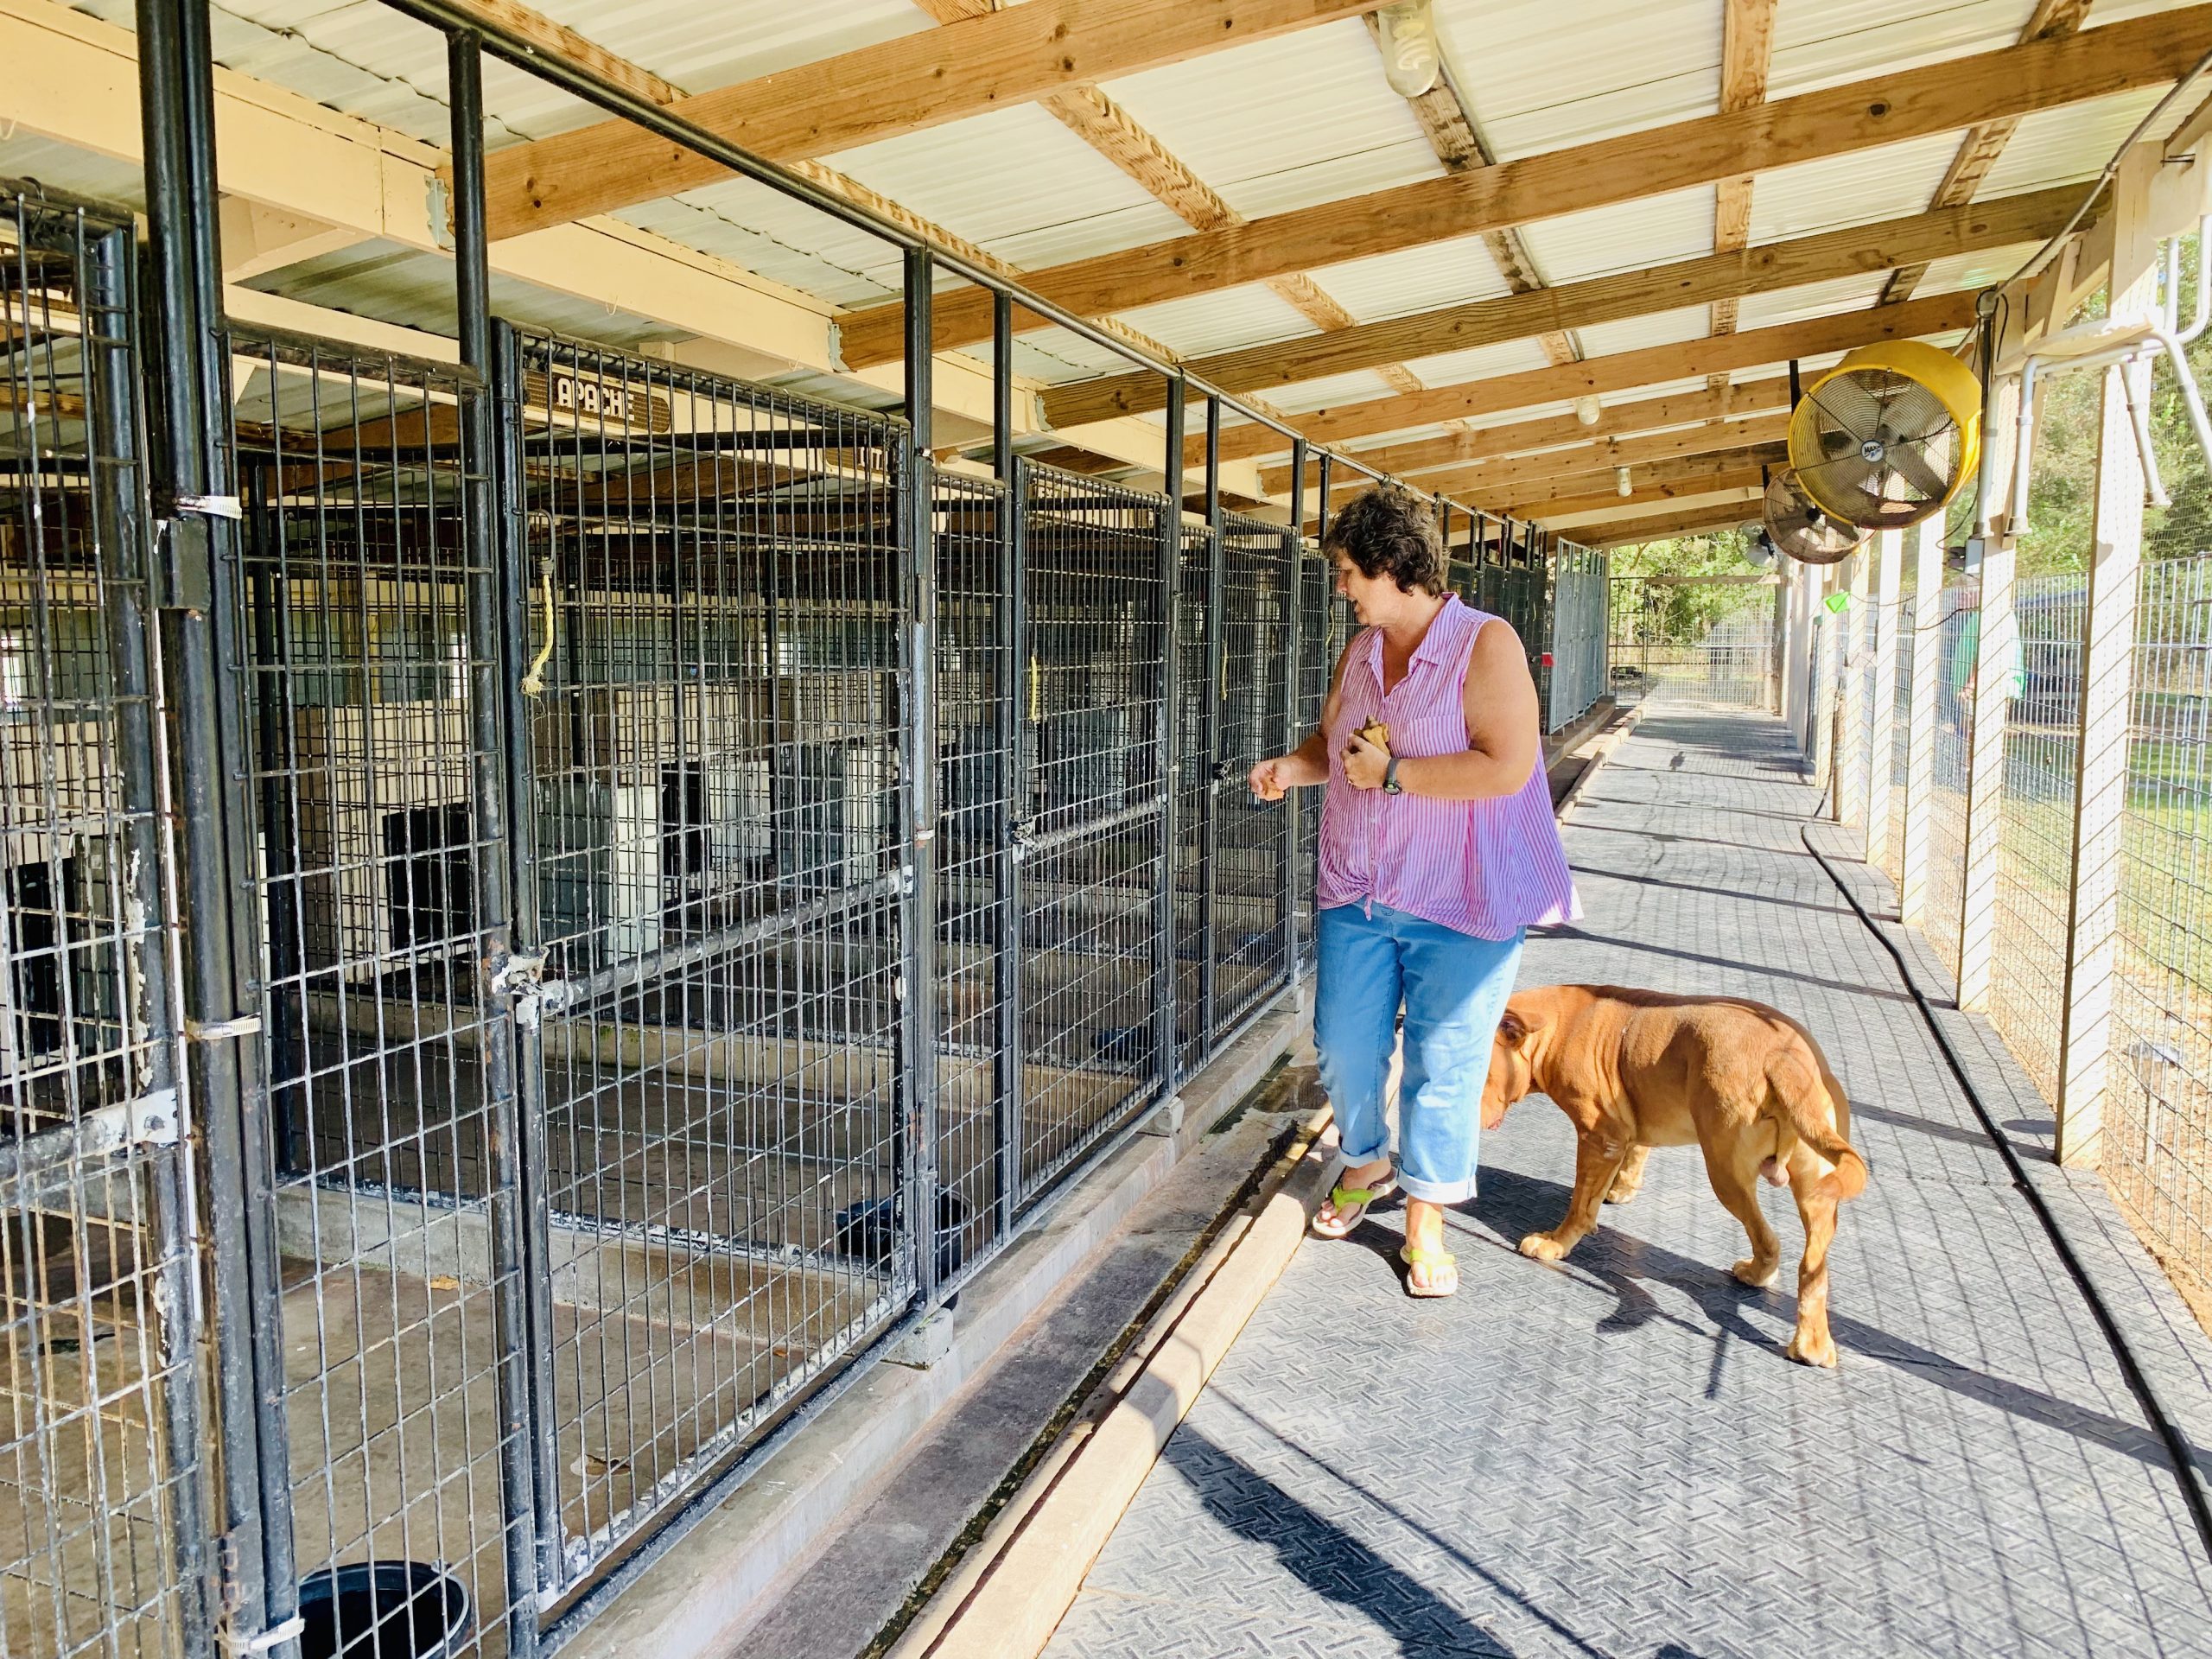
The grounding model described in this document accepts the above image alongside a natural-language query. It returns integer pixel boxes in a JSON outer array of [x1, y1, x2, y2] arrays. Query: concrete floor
[[1048, 707, 2212, 1659]]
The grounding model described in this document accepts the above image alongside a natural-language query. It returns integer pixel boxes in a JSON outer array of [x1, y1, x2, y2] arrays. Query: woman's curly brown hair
[[1323, 486, 1446, 596]]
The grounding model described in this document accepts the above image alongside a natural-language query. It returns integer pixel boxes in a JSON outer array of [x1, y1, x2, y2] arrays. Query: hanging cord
[[519, 554, 556, 696], [1797, 793, 2212, 1567]]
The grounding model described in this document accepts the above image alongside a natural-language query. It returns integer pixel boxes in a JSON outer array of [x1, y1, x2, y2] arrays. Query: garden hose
[[1798, 793, 2212, 1566]]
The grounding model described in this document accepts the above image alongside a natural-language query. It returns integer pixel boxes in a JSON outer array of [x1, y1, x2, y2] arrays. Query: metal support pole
[[992, 292, 1023, 1228], [1899, 517, 1947, 925], [995, 518, 1027, 1235], [79, 203, 213, 1649], [136, 0, 298, 1650], [1198, 396, 1224, 1052], [1866, 529, 1904, 873], [1957, 372, 2024, 1010], [1154, 378, 1185, 1090], [1285, 437, 1307, 988], [1836, 544, 1871, 827], [901, 245, 943, 1302], [448, 34, 544, 1647]]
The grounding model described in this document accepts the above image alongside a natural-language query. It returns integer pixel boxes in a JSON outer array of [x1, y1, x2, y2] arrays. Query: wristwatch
[[1382, 757, 1404, 796]]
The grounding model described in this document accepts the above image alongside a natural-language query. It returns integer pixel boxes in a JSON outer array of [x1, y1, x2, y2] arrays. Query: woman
[[1249, 487, 1579, 1297]]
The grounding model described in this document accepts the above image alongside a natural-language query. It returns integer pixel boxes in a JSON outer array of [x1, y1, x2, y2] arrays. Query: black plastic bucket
[[296, 1560, 473, 1659]]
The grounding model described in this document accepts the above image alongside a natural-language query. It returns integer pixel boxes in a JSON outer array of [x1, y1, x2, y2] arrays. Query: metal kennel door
[[0, 184, 211, 1659], [1213, 514, 1295, 1041], [502, 331, 913, 1595]]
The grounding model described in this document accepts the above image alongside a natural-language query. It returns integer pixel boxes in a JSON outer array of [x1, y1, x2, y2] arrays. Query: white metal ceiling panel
[[1096, 18, 1441, 221], [1516, 186, 1717, 285], [1434, 0, 1722, 160], [1308, 234, 1517, 325]]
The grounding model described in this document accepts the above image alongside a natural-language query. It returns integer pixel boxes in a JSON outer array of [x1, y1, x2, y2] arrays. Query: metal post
[[1836, 544, 1871, 826], [448, 34, 544, 1648], [1899, 517, 1947, 925], [79, 204, 213, 1649], [493, 320, 564, 1592], [1154, 378, 1185, 1091], [1285, 437, 1307, 988], [1866, 529, 1904, 872], [1956, 372, 2023, 1010], [136, 0, 298, 1650], [901, 245, 943, 1302], [2055, 154, 2159, 1167], [993, 293, 1023, 1227], [1198, 396, 1224, 1052]]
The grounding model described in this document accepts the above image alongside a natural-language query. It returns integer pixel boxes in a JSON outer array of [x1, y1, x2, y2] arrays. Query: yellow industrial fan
[[1786, 340, 1981, 531], [1763, 467, 1866, 566]]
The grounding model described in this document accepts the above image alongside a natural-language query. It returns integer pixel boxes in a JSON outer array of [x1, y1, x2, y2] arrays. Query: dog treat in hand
[[1352, 717, 1391, 756]]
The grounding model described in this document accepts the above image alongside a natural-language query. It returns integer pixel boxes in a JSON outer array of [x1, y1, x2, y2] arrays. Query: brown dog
[[1481, 984, 1868, 1367]]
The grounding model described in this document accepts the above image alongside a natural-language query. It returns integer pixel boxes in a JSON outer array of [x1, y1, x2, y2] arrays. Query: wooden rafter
[[477, 0, 1372, 240], [1032, 80, 1427, 396], [1369, 14, 1577, 369], [1260, 375, 1793, 491], [838, 8, 2210, 366], [1879, 0, 2095, 306], [1516, 470, 1768, 523], [1204, 289, 1979, 464], [1049, 183, 2080, 425], [1581, 500, 1767, 545], [1709, 0, 1777, 343], [1331, 441, 1790, 512]]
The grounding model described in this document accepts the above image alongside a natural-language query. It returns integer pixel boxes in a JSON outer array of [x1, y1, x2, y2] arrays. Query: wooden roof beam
[[1313, 414, 1789, 501], [1710, 0, 1778, 346], [1260, 375, 1793, 490], [1582, 501, 1768, 545], [1342, 442, 1790, 514], [1205, 289, 1977, 465], [1520, 471, 1768, 524], [1049, 182, 2081, 424], [477, 0, 1372, 240], [1879, 0, 2095, 306], [838, 7, 2209, 366]]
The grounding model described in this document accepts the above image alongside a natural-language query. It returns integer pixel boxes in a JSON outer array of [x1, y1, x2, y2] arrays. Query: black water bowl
[[297, 1560, 472, 1659], [836, 1190, 967, 1284]]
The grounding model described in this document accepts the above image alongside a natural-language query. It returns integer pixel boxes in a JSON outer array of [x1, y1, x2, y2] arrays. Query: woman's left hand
[[1344, 730, 1389, 791]]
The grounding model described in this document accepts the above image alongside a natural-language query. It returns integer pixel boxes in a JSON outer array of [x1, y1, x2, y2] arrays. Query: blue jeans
[[1314, 903, 1524, 1205]]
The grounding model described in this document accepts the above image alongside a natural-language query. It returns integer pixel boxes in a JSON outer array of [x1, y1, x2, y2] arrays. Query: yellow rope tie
[[519, 556, 556, 696]]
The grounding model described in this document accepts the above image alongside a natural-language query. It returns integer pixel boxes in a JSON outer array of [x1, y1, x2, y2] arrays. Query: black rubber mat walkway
[[1044, 708, 2212, 1659]]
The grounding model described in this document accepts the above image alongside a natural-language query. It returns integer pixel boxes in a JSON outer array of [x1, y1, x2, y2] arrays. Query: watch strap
[[1383, 756, 1402, 795]]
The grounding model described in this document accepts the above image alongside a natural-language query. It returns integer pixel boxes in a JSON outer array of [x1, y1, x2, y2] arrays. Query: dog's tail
[[1764, 1040, 1868, 1202]]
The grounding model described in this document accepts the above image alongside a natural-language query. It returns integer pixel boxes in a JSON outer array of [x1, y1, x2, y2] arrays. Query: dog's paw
[[1732, 1257, 1780, 1288], [1785, 1325, 1839, 1368], [1518, 1231, 1569, 1262], [1604, 1178, 1642, 1205]]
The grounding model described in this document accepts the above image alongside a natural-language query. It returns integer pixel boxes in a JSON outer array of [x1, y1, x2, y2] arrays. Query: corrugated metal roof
[[1437, 0, 1721, 160], [1310, 233, 1516, 325], [1766, 0, 2028, 100], [1732, 272, 1894, 334], [1746, 131, 1961, 244], [1114, 283, 1320, 360], [1397, 336, 1555, 389], [1978, 86, 2177, 198], [1573, 307, 1713, 359], [1096, 19, 1443, 221], [1517, 186, 1717, 286], [1263, 368, 1414, 414], [828, 105, 1196, 270]]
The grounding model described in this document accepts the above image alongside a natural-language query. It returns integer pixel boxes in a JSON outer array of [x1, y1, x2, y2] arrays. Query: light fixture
[[1616, 466, 1632, 498], [1375, 1, 1441, 99], [1574, 395, 1602, 427]]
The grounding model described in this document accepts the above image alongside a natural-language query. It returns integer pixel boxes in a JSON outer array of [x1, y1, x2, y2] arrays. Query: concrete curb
[[888, 1116, 1335, 1659], [1554, 700, 1644, 824]]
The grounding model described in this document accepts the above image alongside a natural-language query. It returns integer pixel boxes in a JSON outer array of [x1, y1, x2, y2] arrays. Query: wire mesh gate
[[0, 186, 207, 1659]]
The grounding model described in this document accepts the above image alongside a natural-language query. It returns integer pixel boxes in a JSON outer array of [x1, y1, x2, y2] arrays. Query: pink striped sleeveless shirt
[[1316, 596, 1580, 940]]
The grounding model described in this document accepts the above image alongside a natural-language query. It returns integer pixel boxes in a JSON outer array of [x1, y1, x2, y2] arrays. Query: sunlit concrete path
[[1044, 707, 2212, 1659]]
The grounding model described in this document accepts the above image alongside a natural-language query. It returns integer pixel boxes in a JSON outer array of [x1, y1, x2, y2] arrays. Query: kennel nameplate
[[525, 368, 674, 435]]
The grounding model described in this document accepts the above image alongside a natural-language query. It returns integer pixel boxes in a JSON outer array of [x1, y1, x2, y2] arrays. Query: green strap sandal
[[1400, 1241, 1459, 1299], [1311, 1174, 1397, 1239]]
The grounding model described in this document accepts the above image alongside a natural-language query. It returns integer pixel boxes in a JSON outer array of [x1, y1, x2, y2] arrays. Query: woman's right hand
[[1249, 757, 1290, 801]]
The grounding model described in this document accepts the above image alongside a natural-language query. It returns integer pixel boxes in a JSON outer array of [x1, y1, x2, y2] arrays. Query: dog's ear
[[1497, 1009, 1529, 1048]]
